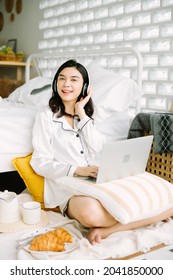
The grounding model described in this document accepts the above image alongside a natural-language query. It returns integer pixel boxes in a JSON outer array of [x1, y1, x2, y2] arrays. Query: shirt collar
[[52, 114, 79, 131]]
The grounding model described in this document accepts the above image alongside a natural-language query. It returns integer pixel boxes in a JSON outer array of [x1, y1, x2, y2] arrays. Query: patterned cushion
[[150, 113, 173, 154]]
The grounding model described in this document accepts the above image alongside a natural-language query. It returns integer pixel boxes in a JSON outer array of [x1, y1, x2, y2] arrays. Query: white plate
[[19, 227, 78, 258]]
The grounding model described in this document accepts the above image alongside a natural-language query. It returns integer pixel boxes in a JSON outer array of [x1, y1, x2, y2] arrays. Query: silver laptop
[[95, 135, 153, 184]]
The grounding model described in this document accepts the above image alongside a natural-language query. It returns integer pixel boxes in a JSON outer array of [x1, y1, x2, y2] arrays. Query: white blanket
[[0, 194, 173, 260], [17, 213, 173, 260], [0, 100, 37, 172], [0, 100, 36, 153]]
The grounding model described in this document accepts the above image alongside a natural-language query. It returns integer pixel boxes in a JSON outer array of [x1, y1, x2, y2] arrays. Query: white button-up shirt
[[30, 106, 106, 208]]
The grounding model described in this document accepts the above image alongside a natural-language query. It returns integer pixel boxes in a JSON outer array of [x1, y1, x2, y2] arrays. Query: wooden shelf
[[0, 61, 26, 66], [0, 61, 26, 81]]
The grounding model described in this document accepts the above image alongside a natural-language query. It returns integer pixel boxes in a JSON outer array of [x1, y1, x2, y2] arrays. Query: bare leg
[[67, 195, 117, 228], [67, 195, 118, 244], [87, 207, 173, 244], [67, 196, 173, 245]]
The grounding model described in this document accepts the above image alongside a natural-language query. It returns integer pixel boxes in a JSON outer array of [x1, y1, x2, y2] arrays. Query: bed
[[0, 47, 143, 176], [1, 47, 173, 261]]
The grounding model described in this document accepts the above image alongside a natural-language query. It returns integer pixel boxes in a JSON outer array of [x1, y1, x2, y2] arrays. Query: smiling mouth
[[62, 90, 72, 94]]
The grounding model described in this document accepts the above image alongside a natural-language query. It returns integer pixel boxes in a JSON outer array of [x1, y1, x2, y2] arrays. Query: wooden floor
[[107, 243, 173, 260]]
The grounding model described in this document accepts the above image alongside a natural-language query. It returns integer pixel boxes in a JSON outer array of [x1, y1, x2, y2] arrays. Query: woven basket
[[6, 53, 16, 61], [0, 54, 7, 61], [0, 53, 16, 61], [145, 131, 173, 183], [16, 54, 24, 62]]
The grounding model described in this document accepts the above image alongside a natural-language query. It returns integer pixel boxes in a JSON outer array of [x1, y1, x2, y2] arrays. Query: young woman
[[31, 60, 173, 245]]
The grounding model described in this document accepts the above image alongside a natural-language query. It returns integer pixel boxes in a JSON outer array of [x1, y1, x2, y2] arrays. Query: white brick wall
[[38, 0, 173, 113]]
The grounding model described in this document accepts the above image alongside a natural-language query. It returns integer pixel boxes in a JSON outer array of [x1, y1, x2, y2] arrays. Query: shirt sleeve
[[30, 108, 78, 179]]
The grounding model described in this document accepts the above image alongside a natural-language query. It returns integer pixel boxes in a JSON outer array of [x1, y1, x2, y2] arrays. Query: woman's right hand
[[75, 86, 92, 120], [74, 166, 99, 178]]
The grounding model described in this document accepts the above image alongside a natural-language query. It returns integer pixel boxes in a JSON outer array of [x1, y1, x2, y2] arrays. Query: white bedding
[[0, 100, 37, 172], [0, 100, 36, 153]]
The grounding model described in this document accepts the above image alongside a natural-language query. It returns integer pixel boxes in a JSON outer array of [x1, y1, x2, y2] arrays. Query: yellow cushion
[[12, 154, 44, 208]]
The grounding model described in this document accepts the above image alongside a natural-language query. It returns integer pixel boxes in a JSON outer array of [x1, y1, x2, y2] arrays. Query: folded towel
[[150, 113, 173, 154], [128, 113, 151, 139], [128, 112, 173, 154]]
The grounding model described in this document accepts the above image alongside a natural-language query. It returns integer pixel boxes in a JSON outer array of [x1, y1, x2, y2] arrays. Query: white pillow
[[57, 172, 173, 224], [7, 77, 52, 107], [94, 110, 130, 140], [25, 85, 52, 107], [100, 172, 173, 224], [88, 62, 143, 113]]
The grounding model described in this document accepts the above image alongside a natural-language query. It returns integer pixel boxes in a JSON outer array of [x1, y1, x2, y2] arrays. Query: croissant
[[29, 236, 64, 252], [53, 228, 73, 243], [29, 227, 72, 252]]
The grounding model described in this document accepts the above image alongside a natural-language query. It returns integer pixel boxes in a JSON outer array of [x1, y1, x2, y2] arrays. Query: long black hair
[[49, 59, 94, 118]]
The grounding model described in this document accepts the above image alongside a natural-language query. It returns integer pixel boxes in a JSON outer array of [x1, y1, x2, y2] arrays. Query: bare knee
[[67, 196, 106, 228], [78, 204, 103, 227]]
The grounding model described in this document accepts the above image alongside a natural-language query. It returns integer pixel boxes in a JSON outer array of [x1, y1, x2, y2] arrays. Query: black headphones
[[82, 83, 88, 97], [52, 74, 58, 93], [52, 75, 88, 98], [52, 60, 89, 96]]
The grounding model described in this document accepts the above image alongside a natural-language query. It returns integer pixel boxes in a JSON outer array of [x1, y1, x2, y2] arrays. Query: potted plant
[[0, 45, 15, 61], [16, 51, 24, 62]]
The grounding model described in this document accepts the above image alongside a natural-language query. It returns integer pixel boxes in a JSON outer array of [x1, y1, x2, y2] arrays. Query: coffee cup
[[22, 201, 41, 225]]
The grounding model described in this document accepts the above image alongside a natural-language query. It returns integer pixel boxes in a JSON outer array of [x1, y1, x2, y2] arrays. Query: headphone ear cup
[[52, 78, 57, 92]]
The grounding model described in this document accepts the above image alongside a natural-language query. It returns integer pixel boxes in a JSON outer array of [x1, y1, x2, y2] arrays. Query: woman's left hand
[[75, 86, 92, 119]]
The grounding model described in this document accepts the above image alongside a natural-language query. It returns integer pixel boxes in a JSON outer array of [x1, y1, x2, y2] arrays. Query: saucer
[[0, 210, 49, 233]]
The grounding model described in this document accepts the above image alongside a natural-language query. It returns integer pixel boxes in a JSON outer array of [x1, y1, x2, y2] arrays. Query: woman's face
[[57, 67, 83, 105]]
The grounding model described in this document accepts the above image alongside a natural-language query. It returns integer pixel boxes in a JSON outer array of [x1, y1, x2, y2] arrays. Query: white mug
[[22, 201, 41, 225]]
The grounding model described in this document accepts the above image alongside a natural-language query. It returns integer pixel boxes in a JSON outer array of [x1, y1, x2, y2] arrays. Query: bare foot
[[86, 228, 102, 245]]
